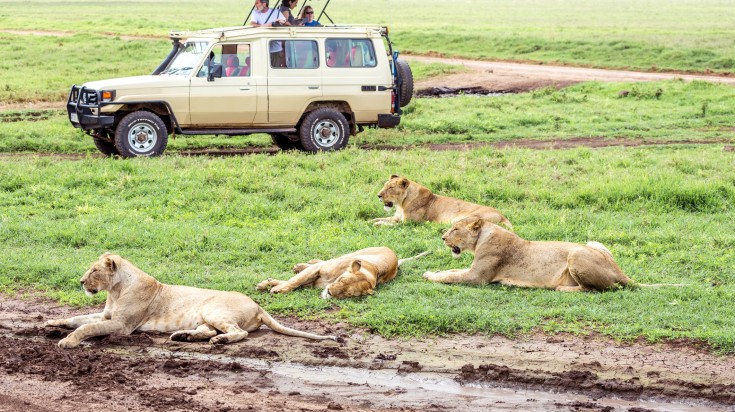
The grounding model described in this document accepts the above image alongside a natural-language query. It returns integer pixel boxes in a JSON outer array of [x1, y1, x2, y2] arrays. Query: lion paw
[[58, 337, 80, 349], [270, 285, 289, 294], [255, 279, 272, 292], [170, 332, 196, 342], [209, 335, 229, 345], [422, 271, 437, 281], [45, 319, 65, 327], [292, 263, 310, 273]]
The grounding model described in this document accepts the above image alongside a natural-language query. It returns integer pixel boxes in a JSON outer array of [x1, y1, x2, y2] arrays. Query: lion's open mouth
[[383, 201, 394, 208], [451, 246, 461, 255], [84, 287, 98, 297]]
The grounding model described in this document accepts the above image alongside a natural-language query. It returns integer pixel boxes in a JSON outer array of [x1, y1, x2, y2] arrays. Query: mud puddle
[[416, 86, 507, 97], [2, 294, 734, 411]]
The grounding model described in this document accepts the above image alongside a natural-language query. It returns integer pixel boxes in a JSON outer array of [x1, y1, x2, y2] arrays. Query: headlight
[[101, 90, 116, 102]]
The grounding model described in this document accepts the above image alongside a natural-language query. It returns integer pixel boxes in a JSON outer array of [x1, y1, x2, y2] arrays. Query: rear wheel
[[299, 108, 349, 152], [396, 59, 414, 107], [271, 133, 304, 151], [114, 111, 168, 158]]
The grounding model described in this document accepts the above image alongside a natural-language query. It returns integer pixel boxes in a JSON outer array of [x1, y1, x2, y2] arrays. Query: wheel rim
[[127, 122, 157, 153], [312, 120, 340, 148]]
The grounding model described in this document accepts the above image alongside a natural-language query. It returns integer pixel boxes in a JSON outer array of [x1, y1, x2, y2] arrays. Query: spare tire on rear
[[395, 59, 413, 107]]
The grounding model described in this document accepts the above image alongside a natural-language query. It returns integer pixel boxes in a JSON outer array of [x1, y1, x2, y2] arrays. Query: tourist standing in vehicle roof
[[280, 0, 299, 25], [300, 6, 322, 27], [251, 0, 285, 27], [251, 0, 286, 67]]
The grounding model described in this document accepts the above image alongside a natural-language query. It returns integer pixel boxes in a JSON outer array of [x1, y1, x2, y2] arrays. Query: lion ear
[[471, 218, 484, 232], [398, 178, 409, 188], [390, 174, 399, 179], [104, 255, 122, 272], [351, 260, 362, 273]]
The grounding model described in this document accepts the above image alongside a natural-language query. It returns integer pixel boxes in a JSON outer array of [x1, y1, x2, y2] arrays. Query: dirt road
[[406, 55, 735, 94], [1, 294, 733, 411]]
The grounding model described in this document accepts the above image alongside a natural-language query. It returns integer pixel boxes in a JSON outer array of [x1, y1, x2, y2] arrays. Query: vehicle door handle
[[240, 87, 250, 91], [308, 86, 319, 90]]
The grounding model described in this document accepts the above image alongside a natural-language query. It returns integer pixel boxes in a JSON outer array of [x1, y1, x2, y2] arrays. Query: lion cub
[[256, 247, 429, 299], [46, 253, 336, 348], [424, 216, 632, 292], [371, 175, 512, 229]]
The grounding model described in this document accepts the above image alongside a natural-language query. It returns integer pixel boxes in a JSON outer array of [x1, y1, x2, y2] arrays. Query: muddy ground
[[1, 37, 734, 409], [1, 294, 734, 412]]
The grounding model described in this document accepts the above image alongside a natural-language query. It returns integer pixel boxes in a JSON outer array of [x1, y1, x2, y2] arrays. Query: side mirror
[[208, 64, 223, 81]]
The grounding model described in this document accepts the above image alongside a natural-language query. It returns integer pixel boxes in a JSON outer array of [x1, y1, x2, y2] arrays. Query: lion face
[[377, 175, 410, 212], [79, 253, 121, 297], [442, 217, 484, 258], [321, 260, 374, 299]]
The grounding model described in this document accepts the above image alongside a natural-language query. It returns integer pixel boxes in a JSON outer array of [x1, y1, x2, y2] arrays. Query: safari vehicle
[[66, 24, 413, 157]]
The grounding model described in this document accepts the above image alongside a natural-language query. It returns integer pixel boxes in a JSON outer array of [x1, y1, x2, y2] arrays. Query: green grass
[[2, 0, 735, 73], [1, 147, 734, 351], [1, 79, 732, 154]]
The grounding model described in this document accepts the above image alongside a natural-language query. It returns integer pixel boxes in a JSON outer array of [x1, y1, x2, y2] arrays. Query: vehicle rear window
[[325, 39, 376, 68]]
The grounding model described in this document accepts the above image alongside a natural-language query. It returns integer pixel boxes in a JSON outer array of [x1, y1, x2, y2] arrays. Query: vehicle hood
[[83, 75, 187, 90]]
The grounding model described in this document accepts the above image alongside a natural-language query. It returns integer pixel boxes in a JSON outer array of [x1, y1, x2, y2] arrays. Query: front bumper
[[66, 85, 115, 130]]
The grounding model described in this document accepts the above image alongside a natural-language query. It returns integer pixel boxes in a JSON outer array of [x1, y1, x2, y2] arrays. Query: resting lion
[[256, 247, 429, 299], [46, 253, 336, 348], [371, 175, 512, 229], [423, 216, 632, 292]]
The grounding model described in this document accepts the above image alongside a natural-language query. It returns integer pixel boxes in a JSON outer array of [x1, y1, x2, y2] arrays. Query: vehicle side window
[[271, 40, 319, 69], [197, 43, 251, 77], [325, 39, 376, 68]]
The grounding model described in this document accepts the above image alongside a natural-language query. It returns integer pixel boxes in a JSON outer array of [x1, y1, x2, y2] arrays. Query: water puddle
[[141, 346, 721, 411]]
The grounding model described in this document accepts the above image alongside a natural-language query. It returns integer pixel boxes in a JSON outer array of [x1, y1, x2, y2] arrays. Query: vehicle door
[[267, 39, 322, 125], [189, 43, 258, 126], [321, 37, 390, 122]]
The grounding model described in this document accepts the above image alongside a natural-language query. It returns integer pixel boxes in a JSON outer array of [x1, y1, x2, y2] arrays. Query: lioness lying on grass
[[372, 175, 513, 229], [46, 253, 336, 348], [423, 216, 632, 292], [256, 247, 429, 299]]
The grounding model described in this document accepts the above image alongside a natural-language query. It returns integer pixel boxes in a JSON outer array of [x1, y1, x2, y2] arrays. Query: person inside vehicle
[[225, 55, 240, 76], [239, 56, 251, 76], [300, 5, 322, 26]]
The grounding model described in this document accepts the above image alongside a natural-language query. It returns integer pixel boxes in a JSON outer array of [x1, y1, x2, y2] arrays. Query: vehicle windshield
[[160, 41, 210, 76]]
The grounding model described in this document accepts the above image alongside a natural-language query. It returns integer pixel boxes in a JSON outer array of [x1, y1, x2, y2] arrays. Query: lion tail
[[258, 308, 337, 341], [632, 282, 690, 288], [398, 250, 431, 267]]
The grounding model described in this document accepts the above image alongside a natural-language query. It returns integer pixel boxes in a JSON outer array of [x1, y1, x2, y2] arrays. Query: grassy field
[[1, 148, 734, 351], [2, 0, 734, 74], [1, 78, 733, 153], [1, 1, 735, 352]]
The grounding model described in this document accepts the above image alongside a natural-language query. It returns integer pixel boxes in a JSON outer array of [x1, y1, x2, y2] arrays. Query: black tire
[[92, 132, 119, 156], [114, 111, 168, 158], [396, 59, 414, 107], [298, 108, 349, 152], [271, 133, 304, 151]]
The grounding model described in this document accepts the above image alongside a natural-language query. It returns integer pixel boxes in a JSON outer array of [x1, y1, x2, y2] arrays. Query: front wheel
[[114, 111, 168, 158], [299, 108, 349, 152]]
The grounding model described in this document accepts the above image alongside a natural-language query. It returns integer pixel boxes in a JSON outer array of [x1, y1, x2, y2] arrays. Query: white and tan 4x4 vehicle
[[67, 25, 412, 157]]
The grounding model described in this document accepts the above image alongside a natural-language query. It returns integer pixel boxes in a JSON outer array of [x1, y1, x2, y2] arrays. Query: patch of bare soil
[[0, 109, 60, 123], [1, 294, 733, 411], [406, 55, 735, 95]]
